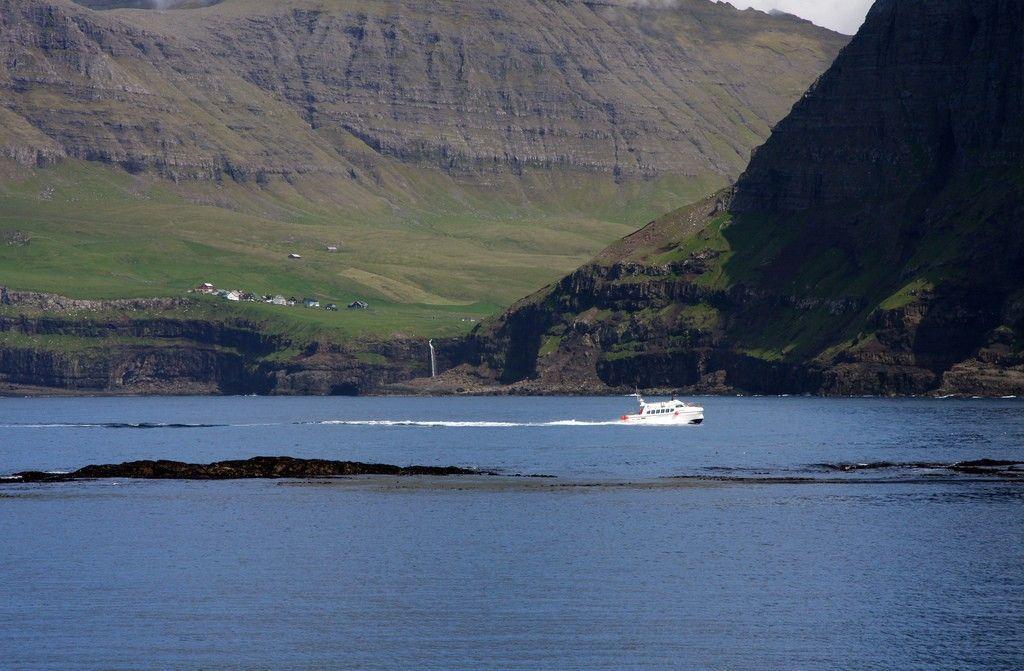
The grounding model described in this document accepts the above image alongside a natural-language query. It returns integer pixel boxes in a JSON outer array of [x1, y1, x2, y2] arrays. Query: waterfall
[[428, 339, 437, 378]]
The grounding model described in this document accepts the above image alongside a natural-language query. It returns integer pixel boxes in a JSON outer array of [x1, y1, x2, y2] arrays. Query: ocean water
[[1, 396, 1023, 669]]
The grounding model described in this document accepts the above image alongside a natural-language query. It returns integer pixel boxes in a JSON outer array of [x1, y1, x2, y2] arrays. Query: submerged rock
[[11, 456, 484, 483]]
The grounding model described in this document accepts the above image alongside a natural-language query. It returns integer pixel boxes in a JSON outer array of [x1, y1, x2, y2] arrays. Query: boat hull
[[619, 408, 704, 425]]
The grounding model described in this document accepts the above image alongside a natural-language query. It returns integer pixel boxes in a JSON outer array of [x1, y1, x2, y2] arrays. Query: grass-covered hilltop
[[455, 0, 1024, 397], [0, 0, 847, 393]]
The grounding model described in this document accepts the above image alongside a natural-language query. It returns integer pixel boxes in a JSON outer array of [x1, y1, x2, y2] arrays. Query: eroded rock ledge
[[10, 456, 485, 483]]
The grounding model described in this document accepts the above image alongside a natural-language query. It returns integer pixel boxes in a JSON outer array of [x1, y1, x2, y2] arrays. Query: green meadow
[[0, 159, 720, 339]]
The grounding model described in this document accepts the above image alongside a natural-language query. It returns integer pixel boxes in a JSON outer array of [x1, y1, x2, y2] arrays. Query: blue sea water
[[1, 396, 1023, 669]]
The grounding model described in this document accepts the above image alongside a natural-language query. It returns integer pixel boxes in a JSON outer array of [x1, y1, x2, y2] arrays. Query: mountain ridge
[[6, 0, 846, 182]]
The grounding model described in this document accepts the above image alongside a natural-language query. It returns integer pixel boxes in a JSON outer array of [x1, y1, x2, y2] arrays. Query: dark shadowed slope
[[461, 0, 1024, 397]]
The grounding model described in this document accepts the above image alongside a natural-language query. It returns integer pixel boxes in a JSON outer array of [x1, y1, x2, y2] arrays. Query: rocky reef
[[448, 0, 1024, 397], [10, 456, 483, 482]]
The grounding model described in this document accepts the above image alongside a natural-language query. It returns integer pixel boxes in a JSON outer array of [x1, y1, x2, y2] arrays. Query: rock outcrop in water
[[448, 0, 1024, 397], [11, 456, 483, 482]]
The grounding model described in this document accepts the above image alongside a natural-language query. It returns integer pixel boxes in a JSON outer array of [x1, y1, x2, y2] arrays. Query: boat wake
[[1, 422, 236, 429], [2, 418, 685, 430], [316, 419, 628, 428]]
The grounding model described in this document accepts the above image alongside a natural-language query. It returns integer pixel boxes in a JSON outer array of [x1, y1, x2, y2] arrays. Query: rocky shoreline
[[1, 290, 1021, 398]]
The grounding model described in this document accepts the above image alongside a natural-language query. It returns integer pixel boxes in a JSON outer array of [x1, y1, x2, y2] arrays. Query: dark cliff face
[[460, 0, 1024, 397], [732, 0, 1024, 215]]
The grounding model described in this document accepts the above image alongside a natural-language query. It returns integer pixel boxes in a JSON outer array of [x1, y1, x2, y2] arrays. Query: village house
[[196, 286, 335, 311]]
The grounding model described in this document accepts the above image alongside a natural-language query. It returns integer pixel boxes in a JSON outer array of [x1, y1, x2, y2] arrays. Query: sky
[[723, 0, 875, 34]]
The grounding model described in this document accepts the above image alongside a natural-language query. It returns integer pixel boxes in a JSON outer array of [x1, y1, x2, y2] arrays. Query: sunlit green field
[[0, 159, 720, 338]]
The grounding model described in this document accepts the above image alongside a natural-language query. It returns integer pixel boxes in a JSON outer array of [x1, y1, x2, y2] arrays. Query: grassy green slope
[[0, 158, 719, 338]]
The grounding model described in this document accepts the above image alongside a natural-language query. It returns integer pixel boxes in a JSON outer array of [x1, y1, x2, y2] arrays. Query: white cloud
[[723, 0, 875, 34]]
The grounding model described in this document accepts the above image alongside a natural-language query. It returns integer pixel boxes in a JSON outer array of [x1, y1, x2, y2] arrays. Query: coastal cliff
[[449, 0, 1024, 397], [0, 291, 474, 395]]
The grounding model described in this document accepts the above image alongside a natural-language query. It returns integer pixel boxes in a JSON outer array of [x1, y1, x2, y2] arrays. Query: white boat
[[619, 393, 704, 425]]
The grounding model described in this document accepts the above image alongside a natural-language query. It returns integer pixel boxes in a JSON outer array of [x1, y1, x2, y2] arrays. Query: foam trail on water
[[0, 422, 273, 429], [318, 419, 626, 427], [0, 419, 669, 430]]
